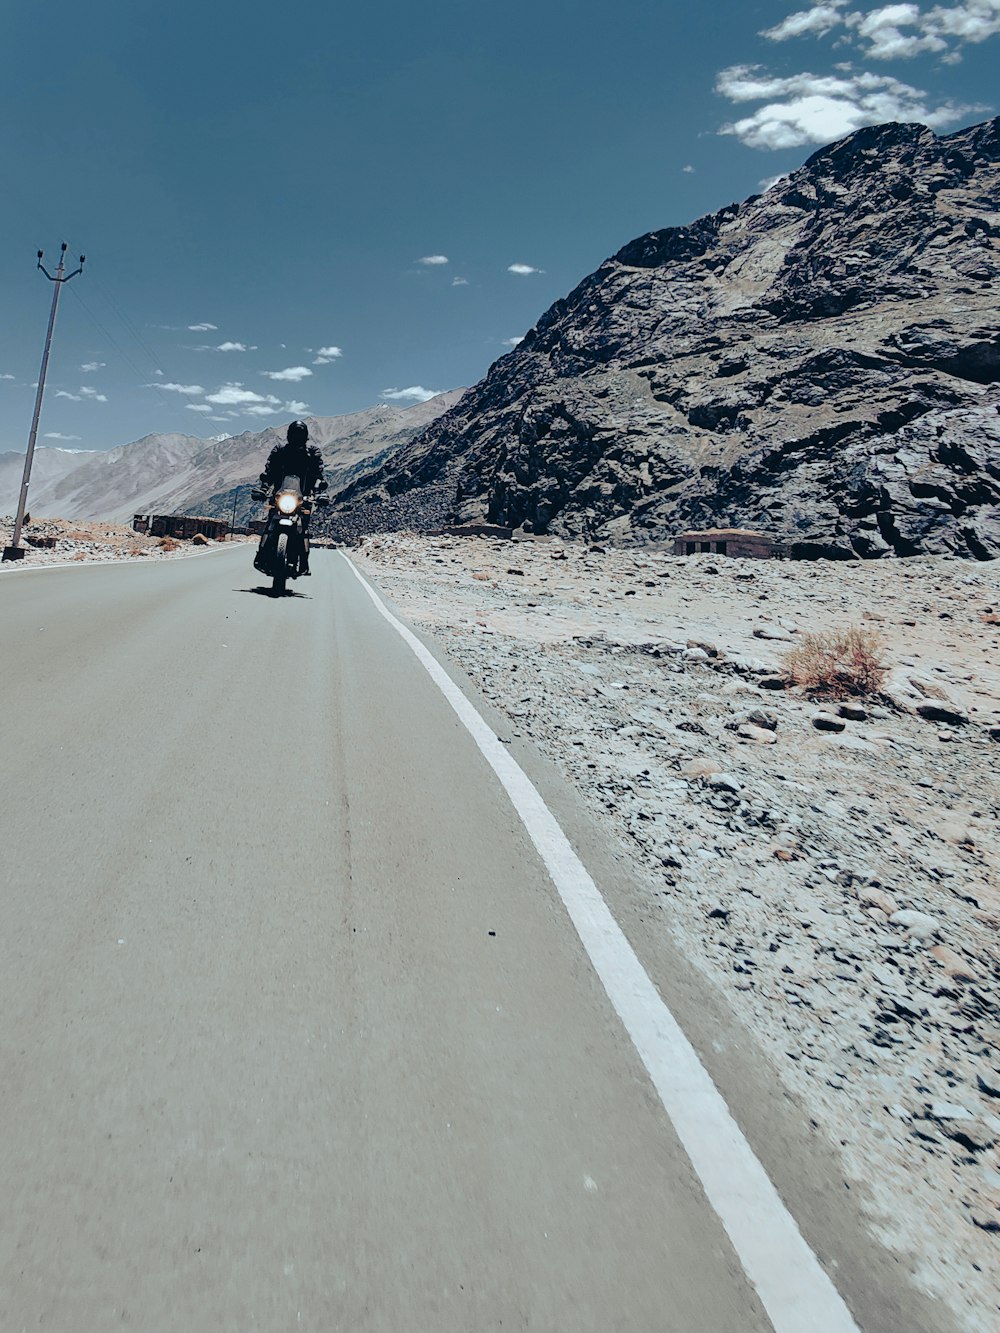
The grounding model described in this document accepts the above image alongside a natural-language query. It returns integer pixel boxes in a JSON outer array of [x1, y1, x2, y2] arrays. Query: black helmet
[[287, 419, 309, 447]]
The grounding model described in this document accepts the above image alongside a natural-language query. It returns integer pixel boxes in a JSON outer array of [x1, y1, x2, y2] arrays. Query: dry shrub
[[784, 626, 886, 698], [158, 536, 180, 552]]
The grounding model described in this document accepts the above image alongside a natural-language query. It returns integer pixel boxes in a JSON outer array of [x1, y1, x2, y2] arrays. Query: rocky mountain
[[184, 393, 464, 529], [0, 446, 99, 516], [2, 393, 463, 523], [324, 117, 1000, 558]]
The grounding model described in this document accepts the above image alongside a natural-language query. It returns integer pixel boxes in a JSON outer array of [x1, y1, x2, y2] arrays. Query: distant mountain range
[[0, 392, 463, 524], [324, 116, 999, 559]]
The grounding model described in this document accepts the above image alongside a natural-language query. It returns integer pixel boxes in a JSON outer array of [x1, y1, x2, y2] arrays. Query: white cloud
[[762, 2, 848, 41], [759, 173, 790, 190], [79, 386, 108, 402], [216, 341, 255, 352], [186, 403, 214, 413], [501, 336, 524, 347], [760, 0, 1000, 59], [55, 390, 82, 401], [188, 322, 218, 331], [151, 381, 205, 394], [926, 0, 1000, 42], [452, 276, 469, 286], [205, 383, 281, 407], [716, 63, 975, 147], [0, 373, 15, 380], [262, 366, 312, 382], [508, 262, 543, 275], [846, 3, 946, 57], [312, 345, 342, 364], [244, 404, 282, 416], [44, 431, 81, 440], [80, 361, 106, 372], [682, 164, 696, 173], [284, 399, 310, 413], [418, 254, 449, 265], [382, 385, 443, 403]]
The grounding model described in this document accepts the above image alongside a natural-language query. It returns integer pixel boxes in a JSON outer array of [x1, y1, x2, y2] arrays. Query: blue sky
[[1, 0, 996, 452]]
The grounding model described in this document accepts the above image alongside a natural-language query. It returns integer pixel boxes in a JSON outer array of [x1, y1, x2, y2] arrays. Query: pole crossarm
[[3, 243, 86, 562]]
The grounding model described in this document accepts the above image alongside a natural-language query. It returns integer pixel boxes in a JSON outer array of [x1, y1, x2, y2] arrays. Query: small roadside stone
[[929, 1101, 973, 1121], [737, 723, 777, 744], [838, 702, 868, 721], [687, 638, 721, 657], [858, 885, 899, 916], [889, 909, 941, 940], [757, 675, 788, 691], [678, 759, 723, 779], [708, 773, 742, 795], [812, 712, 846, 732], [915, 700, 969, 726], [742, 708, 778, 731], [929, 944, 980, 982]]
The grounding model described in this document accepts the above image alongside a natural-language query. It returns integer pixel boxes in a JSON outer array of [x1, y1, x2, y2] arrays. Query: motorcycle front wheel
[[272, 530, 289, 595]]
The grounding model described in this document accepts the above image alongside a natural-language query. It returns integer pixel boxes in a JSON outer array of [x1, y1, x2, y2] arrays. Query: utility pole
[[230, 488, 239, 539], [3, 243, 86, 562]]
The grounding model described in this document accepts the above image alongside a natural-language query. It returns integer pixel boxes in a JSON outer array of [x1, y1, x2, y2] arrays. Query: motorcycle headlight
[[276, 491, 299, 515]]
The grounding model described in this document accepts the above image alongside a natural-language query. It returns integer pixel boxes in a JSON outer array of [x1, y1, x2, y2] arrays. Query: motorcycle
[[251, 474, 329, 594]]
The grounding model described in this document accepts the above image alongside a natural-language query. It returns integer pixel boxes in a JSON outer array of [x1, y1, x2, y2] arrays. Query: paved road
[[0, 548, 948, 1331]]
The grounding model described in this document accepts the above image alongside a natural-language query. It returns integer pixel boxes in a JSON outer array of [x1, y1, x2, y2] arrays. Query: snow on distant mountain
[[0, 446, 99, 516], [1, 392, 465, 522]]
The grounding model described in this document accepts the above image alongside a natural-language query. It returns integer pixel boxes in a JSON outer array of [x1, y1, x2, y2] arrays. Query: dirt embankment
[[356, 532, 1000, 1331]]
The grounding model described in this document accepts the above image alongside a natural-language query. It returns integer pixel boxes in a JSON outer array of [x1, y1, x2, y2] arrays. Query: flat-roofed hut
[[673, 528, 776, 558]]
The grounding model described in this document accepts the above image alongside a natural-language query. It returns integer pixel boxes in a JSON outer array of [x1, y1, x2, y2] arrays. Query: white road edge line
[[343, 553, 861, 1333]]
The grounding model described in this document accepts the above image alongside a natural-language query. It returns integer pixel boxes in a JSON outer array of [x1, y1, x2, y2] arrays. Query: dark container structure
[[133, 513, 230, 541]]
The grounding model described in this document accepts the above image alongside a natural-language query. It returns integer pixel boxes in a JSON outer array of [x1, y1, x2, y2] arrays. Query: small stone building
[[673, 528, 776, 559]]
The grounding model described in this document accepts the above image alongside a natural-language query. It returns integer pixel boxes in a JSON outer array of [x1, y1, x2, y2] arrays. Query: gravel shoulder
[[355, 532, 1000, 1332]]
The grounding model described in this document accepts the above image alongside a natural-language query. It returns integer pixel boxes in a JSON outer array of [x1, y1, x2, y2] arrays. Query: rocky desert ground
[[355, 532, 1000, 1330], [0, 516, 238, 568]]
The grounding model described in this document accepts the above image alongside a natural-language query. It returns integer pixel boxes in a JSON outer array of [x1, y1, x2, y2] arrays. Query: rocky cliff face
[[325, 117, 1000, 558]]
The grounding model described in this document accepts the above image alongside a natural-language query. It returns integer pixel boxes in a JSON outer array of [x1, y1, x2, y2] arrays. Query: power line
[[91, 274, 166, 376], [67, 284, 176, 414]]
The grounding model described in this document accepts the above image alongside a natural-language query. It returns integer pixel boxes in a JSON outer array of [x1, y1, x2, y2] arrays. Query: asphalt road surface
[[0, 547, 954, 1331]]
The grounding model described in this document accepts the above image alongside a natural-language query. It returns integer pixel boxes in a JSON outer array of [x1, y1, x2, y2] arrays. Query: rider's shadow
[[235, 586, 312, 599]]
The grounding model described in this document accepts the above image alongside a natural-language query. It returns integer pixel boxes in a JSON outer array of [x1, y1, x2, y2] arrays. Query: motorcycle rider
[[256, 419, 325, 574]]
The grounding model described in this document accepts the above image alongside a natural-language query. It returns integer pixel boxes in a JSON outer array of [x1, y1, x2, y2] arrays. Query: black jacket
[[258, 442, 325, 494]]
